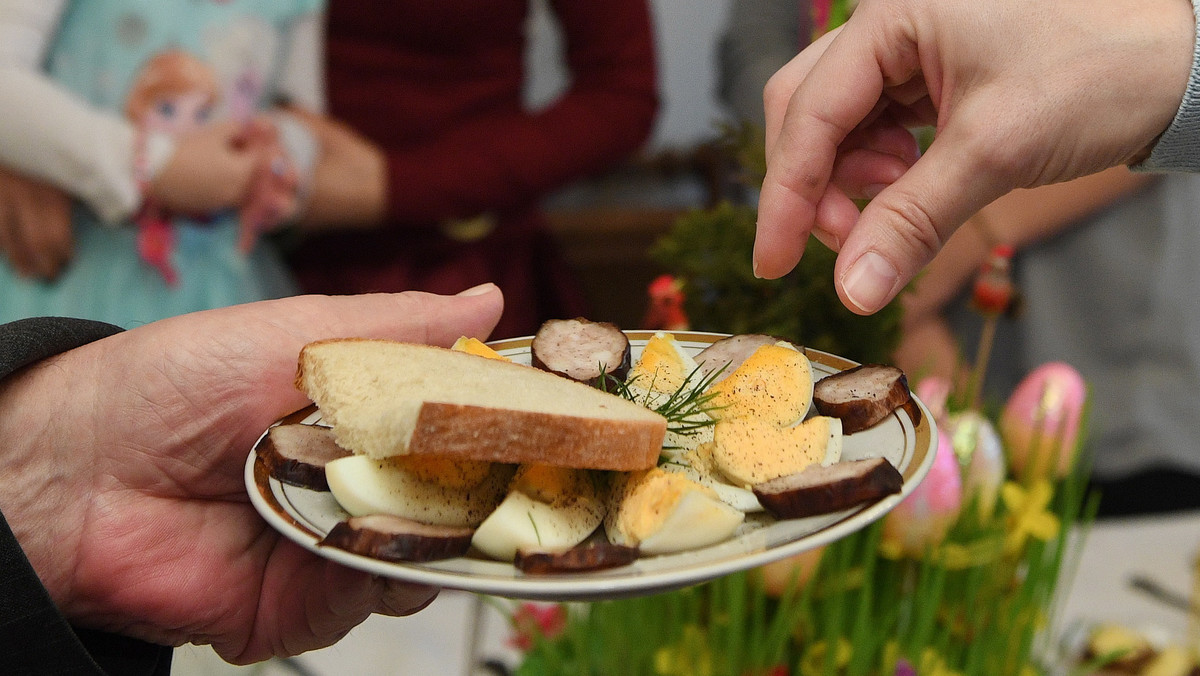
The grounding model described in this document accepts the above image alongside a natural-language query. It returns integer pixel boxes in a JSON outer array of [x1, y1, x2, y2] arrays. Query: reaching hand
[[0, 286, 504, 663], [754, 0, 1194, 314], [0, 166, 73, 280]]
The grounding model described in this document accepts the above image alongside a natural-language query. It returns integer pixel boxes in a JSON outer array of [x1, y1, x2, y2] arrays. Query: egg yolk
[[390, 454, 493, 489], [706, 344, 811, 426], [614, 468, 717, 543], [628, 333, 690, 393]]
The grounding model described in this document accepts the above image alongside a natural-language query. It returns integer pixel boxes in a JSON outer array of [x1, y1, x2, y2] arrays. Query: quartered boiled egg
[[471, 464, 606, 562], [712, 415, 843, 488], [705, 342, 813, 426], [627, 331, 699, 396], [325, 454, 513, 528], [627, 331, 714, 454], [451, 336, 511, 361], [605, 467, 745, 555]]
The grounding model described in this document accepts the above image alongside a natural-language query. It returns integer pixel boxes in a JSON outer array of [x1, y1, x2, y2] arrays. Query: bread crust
[[409, 402, 663, 470]]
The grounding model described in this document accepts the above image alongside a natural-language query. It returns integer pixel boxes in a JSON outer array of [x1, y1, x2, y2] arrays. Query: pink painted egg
[[882, 428, 963, 556], [914, 376, 952, 426], [1000, 362, 1087, 480]]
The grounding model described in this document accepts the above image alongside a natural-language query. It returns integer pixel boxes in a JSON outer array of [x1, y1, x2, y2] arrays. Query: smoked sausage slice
[[531, 318, 631, 385], [753, 457, 903, 519], [812, 364, 916, 434]]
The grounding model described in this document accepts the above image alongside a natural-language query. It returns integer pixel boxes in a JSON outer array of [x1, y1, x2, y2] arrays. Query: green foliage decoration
[[651, 200, 903, 365]]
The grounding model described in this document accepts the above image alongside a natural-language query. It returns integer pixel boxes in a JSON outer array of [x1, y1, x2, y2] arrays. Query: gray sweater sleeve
[[1135, 0, 1200, 171]]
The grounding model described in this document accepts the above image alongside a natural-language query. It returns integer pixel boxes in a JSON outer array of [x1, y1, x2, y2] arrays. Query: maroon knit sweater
[[288, 0, 660, 339]]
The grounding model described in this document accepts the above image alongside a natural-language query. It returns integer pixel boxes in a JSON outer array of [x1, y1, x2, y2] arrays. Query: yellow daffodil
[[1001, 480, 1060, 555], [799, 638, 852, 676], [917, 647, 964, 676]]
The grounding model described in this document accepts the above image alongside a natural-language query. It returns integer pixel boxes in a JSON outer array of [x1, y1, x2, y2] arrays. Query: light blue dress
[[0, 0, 321, 328]]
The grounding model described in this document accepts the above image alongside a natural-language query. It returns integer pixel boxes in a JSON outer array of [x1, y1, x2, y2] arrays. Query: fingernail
[[457, 282, 497, 297], [864, 184, 888, 200], [751, 229, 763, 278], [842, 251, 899, 313]]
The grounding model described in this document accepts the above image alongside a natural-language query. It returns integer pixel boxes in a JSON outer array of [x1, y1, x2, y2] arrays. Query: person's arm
[[0, 317, 173, 676], [893, 167, 1153, 382], [0, 0, 174, 224], [1137, 0, 1200, 172], [0, 287, 503, 665], [378, 0, 658, 227], [904, 167, 1154, 321], [275, 11, 326, 115], [270, 11, 325, 194]]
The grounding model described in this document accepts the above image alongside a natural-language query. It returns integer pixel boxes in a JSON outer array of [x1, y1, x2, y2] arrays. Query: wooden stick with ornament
[[967, 244, 1015, 410]]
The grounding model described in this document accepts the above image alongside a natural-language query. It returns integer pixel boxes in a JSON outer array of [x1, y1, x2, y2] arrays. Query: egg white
[[325, 455, 512, 528], [471, 489, 605, 561]]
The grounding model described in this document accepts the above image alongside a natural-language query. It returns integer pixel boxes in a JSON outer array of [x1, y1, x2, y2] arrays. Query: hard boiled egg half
[[471, 464, 606, 561], [605, 467, 745, 555], [325, 454, 512, 528]]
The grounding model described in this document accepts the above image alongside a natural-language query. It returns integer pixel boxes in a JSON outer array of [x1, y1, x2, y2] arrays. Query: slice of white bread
[[296, 339, 668, 471]]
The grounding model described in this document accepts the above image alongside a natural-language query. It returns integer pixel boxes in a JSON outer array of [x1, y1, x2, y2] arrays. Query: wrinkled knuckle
[[972, 140, 1025, 183], [775, 159, 824, 196], [880, 194, 945, 258]]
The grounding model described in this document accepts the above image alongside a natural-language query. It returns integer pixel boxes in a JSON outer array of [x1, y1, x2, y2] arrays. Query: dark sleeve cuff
[[0, 317, 122, 380], [0, 317, 173, 676]]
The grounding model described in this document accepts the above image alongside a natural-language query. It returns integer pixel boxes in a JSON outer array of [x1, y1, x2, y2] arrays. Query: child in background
[[0, 0, 322, 328]]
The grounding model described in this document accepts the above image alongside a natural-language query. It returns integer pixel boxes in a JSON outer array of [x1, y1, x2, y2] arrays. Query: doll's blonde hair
[[125, 50, 219, 123]]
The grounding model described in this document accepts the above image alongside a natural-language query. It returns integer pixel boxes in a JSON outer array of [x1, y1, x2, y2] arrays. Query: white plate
[[245, 331, 936, 601]]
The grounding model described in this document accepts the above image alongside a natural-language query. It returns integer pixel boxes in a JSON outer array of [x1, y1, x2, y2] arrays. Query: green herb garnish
[[527, 511, 541, 546], [599, 361, 728, 439]]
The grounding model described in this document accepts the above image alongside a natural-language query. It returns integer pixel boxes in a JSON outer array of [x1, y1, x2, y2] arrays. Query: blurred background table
[[1052, 509, 1200, 659]]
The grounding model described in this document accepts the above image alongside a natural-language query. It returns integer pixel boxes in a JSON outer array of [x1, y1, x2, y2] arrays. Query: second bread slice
[[297, 339, 668, 470]]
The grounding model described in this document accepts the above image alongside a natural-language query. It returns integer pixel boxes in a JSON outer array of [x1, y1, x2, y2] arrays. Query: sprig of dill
[[598, 362, 728, 438]]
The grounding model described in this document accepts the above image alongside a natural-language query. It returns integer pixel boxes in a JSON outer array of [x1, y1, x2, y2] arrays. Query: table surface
[[171, 509, 1200, 676]]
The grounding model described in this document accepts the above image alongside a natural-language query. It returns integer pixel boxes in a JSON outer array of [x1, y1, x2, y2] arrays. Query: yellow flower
[[917, 647, 964, 676], [879, 538, 905, 560], [1001, 480, 1060, 555], [654, 625, 713, 676], [799, 638, 852, 676], [883, 644, 964, 676]]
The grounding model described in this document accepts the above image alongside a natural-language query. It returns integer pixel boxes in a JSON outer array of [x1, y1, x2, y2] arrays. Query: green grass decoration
[[651, 201, 904, 365], [599, 362, 725, 444]]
